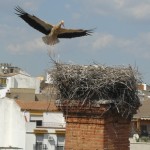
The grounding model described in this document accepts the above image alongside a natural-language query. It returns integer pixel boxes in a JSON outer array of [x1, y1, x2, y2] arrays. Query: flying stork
[[15, 6, 93, 45]]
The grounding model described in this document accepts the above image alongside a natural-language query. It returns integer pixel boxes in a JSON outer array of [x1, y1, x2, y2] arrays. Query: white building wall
[[24, 111, 65, 150], [45, 73, 53, 84], [43, 112, 65, 123], [26, 122, 36, 150], [0, 74, 41, 98], [24, 111, 30, 122], [143, 84, 147, 90], [0, 88, 8, 98], [10, 74, 40, 94], [26, 133, 36, 150], [0, 97, 26, 149], [6, 77, 12, 91], [0, 77, 11, 98]]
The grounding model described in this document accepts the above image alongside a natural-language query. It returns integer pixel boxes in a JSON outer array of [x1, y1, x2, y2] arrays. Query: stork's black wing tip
[[86, 28, 95, 35], [14, 6, 26, 16]]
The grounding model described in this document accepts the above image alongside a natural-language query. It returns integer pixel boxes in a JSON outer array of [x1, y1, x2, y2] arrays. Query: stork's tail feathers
[[42, 35, 59, 45]]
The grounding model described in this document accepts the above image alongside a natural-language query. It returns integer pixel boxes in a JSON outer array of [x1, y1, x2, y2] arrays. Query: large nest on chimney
[[51, 62, 141, 117]]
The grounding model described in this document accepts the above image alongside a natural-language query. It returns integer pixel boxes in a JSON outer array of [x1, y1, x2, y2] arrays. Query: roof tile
[[134, 98, 150, 118], [15, 100, 59, 112]]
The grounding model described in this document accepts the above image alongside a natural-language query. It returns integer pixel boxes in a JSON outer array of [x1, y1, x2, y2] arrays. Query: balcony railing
[[34, 143, 48, 150], [36, 122, 66, 128]]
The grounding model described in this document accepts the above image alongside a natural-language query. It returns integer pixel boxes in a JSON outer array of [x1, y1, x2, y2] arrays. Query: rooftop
[[134, 97, 150, 119], [16, 100, 59, 112]]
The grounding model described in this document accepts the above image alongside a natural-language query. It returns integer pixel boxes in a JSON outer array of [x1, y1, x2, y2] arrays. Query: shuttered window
[[30, 115, 43, 121], [30, 115, 43, 127]]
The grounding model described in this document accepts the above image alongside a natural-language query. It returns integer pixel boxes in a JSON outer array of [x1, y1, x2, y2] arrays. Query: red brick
[[62, 104, 131, 150]]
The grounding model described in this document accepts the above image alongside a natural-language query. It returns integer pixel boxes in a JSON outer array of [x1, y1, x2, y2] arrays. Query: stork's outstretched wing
[[15, 6, 53, 35], [58, 28, 93, 38]]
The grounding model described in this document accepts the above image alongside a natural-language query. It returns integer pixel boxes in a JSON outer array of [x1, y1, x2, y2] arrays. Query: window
[[0, 78, 6, 87], [36, 120, 42, 126], [34, 142, 48, 150], [34, 135, 48, 150], [30, 115, 43, 127], [56, 135, 65, 150], [141, 125, 148, 136], [10, 68, 14, 73], [35, 142, 42, 150], [30, 120, 43, 127]]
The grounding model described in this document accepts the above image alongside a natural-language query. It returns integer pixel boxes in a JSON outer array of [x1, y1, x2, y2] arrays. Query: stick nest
[[51, 62, 141, 117]]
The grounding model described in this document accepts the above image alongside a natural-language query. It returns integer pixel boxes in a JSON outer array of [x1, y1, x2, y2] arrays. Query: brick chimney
[[52, 63, 140, 150], [58, 101, 131, 150]]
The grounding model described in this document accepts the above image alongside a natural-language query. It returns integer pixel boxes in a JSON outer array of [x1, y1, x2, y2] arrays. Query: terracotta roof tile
[[134, 98, 150, 118], [15, 100, 59, 112]]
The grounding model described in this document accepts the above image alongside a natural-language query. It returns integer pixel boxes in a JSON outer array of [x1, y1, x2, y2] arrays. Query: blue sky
[[0, 0, 150, 84]]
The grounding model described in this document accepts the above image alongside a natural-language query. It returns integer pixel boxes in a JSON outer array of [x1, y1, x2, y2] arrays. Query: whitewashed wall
[[43, 112, 65, 123], [10, 74, 40, 94], [0, 74, 41, 98], [0, 88, 8, 98], [26, 133, 36, 150], [24, 111, 30, 122], [25, 111, 65, 150], [0, 97, 26, 149]]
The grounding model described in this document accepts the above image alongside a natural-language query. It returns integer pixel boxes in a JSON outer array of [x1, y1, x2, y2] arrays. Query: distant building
[[132, 97, 150, 137], [138, 83, 150, 101], [130, 84, 150, 137], [0, 97, 26, 149], [0, 63, 21, 74], [138, 83, 147, 91], [0, 63, 41, 99], [16, 100, 65, 150], [45, 72, 53, 84]]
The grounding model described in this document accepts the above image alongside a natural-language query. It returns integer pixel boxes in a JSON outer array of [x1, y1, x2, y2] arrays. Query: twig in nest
[[50, 62, 141, 118]]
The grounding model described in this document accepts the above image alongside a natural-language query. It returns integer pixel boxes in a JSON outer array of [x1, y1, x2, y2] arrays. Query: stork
[[15, 6, 93, 45]]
